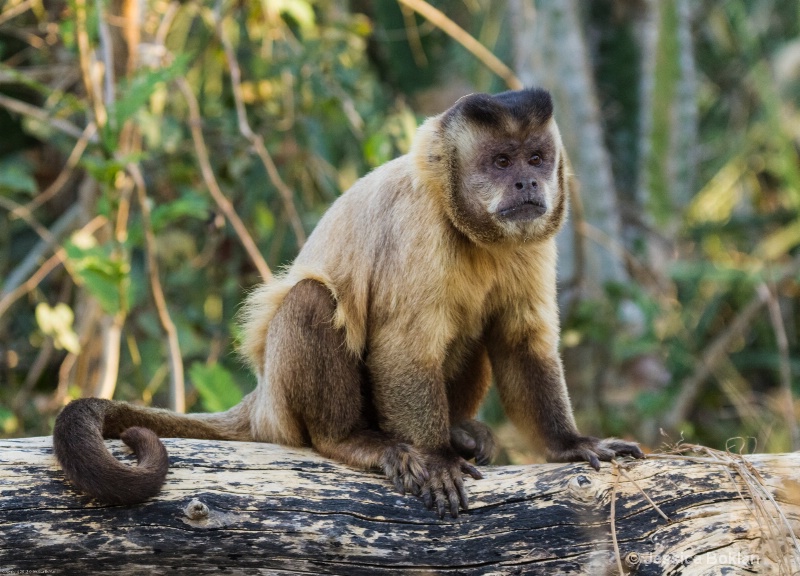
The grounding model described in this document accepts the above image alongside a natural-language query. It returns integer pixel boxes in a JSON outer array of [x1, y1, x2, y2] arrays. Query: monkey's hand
[[380, 443, 429, 496], [450, 419, 497, 465], [421, 449, 482, 519], [547, 436, 644, 470]]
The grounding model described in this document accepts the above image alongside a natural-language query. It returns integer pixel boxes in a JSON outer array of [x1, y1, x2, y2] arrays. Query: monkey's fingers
[[435, 483, 449, 519], [598, 438, 645, 460], [420, 452, 481, 518], [548, 445, 607, 470], [434, 475, 462, 519], [450, 420, 497, 465], [450, 428, 477, 455], [421, 484, 434, 510], [460, 460, 482, 480], [548, 435, 645, 471], [454, 474, 469, 512]]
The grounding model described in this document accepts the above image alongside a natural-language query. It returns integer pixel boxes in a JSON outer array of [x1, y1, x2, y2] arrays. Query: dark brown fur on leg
[[269, 279, 429, 496]]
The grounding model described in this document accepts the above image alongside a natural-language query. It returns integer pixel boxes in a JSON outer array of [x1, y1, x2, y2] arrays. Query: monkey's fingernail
[[588, 454, 601, 470]]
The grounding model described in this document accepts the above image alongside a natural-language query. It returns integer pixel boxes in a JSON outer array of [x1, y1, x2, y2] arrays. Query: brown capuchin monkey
[[53, 88, 643, 518]]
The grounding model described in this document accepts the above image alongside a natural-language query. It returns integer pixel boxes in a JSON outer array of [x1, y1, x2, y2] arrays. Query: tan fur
[[54, 89, 641, 513]]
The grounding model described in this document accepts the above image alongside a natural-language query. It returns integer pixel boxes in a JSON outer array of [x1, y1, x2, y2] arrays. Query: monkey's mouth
[[496, 198, 547, 222]]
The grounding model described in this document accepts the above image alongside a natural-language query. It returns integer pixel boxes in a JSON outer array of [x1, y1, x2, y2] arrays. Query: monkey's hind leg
[[265, 279, 428, 496]]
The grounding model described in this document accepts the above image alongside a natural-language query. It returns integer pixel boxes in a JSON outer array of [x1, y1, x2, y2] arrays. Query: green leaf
[[150, 190, 210, 232], [0, 156, 37, 196], [64, 237, 130, 315], [35, 302, 81, 354], [0, 407, 19, 434], [273, 0, 316, 32], [106, 54, 191, 139], [189, 362, 243, 413], [81, 155, 127, 187]]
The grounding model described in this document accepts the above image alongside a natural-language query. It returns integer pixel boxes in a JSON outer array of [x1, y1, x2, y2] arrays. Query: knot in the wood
[[184, 499, 209, 520], [567, 473, 600, 503], [623, 551, 641, 572]]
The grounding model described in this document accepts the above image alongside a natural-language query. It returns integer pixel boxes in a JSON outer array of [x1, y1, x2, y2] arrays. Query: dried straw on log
[[1, 437, 798, 575]]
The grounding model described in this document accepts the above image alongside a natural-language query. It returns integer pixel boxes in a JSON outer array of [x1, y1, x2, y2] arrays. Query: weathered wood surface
[[1, 437, 799, 575]]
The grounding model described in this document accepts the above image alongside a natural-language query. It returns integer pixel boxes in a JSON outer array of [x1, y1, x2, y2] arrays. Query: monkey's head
[[414, 88, 568, 245]]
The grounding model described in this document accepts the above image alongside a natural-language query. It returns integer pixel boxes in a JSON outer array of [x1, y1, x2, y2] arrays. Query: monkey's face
[[439, 89, 568, 245]]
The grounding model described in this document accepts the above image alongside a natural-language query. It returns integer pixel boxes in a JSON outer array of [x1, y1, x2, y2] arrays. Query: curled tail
[[53, 397, 253, 505]]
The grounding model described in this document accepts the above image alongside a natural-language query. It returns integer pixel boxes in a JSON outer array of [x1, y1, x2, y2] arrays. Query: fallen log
[[1, 436, 798, 575]]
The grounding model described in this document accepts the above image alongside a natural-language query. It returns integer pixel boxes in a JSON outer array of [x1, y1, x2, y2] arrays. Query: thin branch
[[16, 123, 97, 215], [177, 77, 273, 282], [94, 312, 124, 399], [400, 5, 428, 67], [664, 255, 800, 431], [0, 0, 34, 26], [155, 1, 180, 47], [615, 462, 670, 522], [0, 93, 92, 141], [74, 0, 107, 128], [395, 0, 522, 90], [217, 18, 306, 248], [0, 195, 61, 251], [129, 164, 185, 413], [95, 0, 116, 107], [0, 216, 107, 320], [578, 220, 669, 295], [759, 282, 799, 450], [664, 292, 768, 432], [1, 204, 82, 299]]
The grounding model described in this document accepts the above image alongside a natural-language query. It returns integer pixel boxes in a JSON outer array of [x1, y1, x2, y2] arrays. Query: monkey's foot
[[547, 436, 644, 471], [450, 419, 497, 465], [420, 450, 482, 519], [381, 443, 429, 496]]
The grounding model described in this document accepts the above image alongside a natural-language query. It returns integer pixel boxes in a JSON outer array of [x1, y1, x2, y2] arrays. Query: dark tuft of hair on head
[[441, 93, 501, 130], [492, 88, 553, 125]]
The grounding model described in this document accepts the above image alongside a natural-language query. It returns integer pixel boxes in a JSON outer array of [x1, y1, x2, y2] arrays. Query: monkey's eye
[[494, 155, 511, 169], [529, 154, 543, 166]]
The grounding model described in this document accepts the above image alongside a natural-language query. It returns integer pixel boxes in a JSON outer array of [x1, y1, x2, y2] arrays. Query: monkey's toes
[[381, 443, 428, 496], [420, 451, 480, 519]]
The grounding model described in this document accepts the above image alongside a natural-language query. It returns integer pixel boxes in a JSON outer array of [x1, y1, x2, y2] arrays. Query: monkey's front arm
[[486, 318, 644, 468]]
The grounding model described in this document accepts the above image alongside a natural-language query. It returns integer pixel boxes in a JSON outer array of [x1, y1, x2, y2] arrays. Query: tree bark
[[1, 437, 799, 575]]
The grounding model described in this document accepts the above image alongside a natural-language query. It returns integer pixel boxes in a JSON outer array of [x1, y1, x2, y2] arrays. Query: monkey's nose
[[514, 181, 538, 190]]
